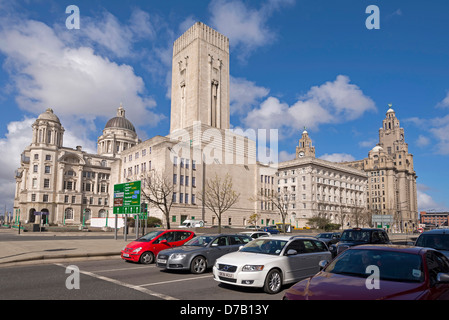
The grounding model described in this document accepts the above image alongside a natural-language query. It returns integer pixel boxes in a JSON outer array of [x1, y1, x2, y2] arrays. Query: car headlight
[[242, 265, 264, 272], [170, 253, 187, 260], [132, 247, 142, 253]]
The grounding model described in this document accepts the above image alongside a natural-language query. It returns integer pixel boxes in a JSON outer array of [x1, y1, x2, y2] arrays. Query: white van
[[179, 219, 205, 228]]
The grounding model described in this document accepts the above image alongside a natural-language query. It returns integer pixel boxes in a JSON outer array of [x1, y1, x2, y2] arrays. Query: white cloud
[[0, 118, 34, 210], [417, 184, 440, 211], [319, 153, 356, 162], [0, 17, 163, 132], [208, 0, 294, 61], [230, 76, 270, 115], [243, 75, 376, 136], [416, 135, 430, 148], [279, 150, 295, 162]]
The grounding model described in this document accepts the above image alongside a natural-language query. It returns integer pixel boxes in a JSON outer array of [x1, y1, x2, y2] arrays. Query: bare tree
[[255, 188, 291, 234], [198, 173, 240, 233], [141, 171, 174, 229]]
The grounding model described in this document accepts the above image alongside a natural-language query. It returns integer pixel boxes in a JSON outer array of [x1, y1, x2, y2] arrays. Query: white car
[[212, 236, 331, 294]]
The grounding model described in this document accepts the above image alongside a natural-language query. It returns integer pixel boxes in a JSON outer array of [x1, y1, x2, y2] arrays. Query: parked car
[[178, 219, 204, 228], [121, 230, 195, 264], [316, 232, 341, 246], [283, 245, 449, 300], [329, 228, 391, 258], [212, 236, 331, 294], [245, 225, 261, 230], [262, 226, 280, 234], [415, 229, 449, 258], [239, 231, 270, 239], [156, 234, 252, 274]]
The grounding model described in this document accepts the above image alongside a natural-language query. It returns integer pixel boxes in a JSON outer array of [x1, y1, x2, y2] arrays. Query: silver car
[[156, 234, 252, 274]]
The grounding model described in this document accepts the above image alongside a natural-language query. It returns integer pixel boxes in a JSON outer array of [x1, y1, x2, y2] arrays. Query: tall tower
[[170, 22, 230, 133], [296, 129, 316, 158]]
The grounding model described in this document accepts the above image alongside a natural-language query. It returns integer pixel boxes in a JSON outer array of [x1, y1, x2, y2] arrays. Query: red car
[[121, 230, 195, 264], [283, 245, 449, 300]]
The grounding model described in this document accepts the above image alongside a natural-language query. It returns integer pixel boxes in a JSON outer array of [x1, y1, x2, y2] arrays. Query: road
[[0, 257, 287, 301]]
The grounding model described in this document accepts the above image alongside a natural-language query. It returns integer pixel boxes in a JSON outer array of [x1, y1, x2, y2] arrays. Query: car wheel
[[139, 251, 154, 264], [190, 256, 207, 274], [264, 269, 282, 294]]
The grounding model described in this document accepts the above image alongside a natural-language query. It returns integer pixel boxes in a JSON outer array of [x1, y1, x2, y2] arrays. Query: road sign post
[[114, 181, 141, 241]]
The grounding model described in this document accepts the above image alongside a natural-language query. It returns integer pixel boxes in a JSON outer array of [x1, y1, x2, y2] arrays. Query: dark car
[[156, 234, 252, 274], [262, 226, 280, 234], [316, 232, 341, 247], [415, 229, 449, 258], [329, 228, 391, 258], [283, 245, 449, 300]]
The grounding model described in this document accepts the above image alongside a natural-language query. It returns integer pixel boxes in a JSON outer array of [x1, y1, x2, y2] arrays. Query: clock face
[[298, 151, 305, 157]]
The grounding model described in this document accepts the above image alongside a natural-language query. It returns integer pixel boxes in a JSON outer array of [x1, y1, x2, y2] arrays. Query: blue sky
[[1, 0, 449, 214]]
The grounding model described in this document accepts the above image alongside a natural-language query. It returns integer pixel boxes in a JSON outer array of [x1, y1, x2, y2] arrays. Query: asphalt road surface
[[0, 257, 287, 301]]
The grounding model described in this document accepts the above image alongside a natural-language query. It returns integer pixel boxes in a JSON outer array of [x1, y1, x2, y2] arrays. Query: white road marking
[[140, 274, 212, 287], [55, 263, 178, 300]]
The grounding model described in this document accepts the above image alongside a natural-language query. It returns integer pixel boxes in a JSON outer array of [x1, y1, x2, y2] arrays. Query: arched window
[[98, 209, 107, 218], [65, 208, 74, 220]]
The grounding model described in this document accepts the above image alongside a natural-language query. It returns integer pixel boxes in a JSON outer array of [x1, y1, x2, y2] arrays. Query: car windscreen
[[317, 233, 332, 238], [136, 231, 164, 242], [415, 234, 449, 251], [184, 235, 216, 246], [325, 249, 424, 283], [240, 239, 288, 256], [340, 230, 371, 242]]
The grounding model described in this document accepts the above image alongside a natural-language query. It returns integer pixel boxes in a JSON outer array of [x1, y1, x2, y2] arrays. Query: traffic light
[[141, 202, 148, 213]]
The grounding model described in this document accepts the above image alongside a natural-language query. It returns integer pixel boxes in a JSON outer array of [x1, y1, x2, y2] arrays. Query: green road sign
[[113, 180, 141, 214]]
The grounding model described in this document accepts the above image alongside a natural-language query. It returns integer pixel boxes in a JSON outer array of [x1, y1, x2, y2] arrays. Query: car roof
[[342, 228, 384, 232], [420, 229, 449, 235], [349, 244, 430, 255], [263, 235, 321, 241]]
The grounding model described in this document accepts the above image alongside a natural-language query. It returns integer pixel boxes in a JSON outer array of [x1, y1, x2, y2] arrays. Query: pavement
[[0, 227, 130, 267], [0, 227, 418, 268]]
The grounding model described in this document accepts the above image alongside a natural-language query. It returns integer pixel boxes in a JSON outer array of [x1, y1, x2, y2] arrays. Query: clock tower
[[296, 128, 315, 159]]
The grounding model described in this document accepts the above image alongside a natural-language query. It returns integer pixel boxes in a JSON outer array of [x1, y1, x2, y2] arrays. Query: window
[[172, 192, 177, 203], [173, 174, 177, 184], [34, 154, 39, 160], [33, 165, 38, 173], [43, 194, 49, 202], [191, 194, 196, 204], [32, 178, 37, 188], [44, 179, 50, 188], [45, 154, 51, 161], [180, 193, 183, 203], [192, 160, 196, 170], [185, 193, 189, 204], [31, 194, 36, 202]]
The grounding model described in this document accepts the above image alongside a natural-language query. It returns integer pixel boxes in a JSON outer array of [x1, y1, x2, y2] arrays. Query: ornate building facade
[[343, 106, 419, 232], [13, 23, 418, 231]]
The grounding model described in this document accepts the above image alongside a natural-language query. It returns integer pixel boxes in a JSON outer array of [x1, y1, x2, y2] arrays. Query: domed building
[[13, 106, 137, 226], [97, 104, 140, 157]]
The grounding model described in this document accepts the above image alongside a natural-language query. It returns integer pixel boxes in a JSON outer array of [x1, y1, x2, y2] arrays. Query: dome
[[105, 116, 136, 132], [104, 105, 136, 132], [37, 108, 61, 123], [371, 145, 383, 152]]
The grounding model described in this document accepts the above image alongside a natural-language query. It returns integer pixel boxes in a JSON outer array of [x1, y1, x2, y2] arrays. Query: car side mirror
[[211, 243, 218, 247], [437, 273, 449, 283], [319, 260, 328, 270], [286, 249, 297, 256], [160, 239, 168, 244]]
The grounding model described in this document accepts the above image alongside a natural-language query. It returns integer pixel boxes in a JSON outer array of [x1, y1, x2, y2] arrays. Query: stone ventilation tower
[[170, 22, 230, 133], [31, 108, 65, 148]]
